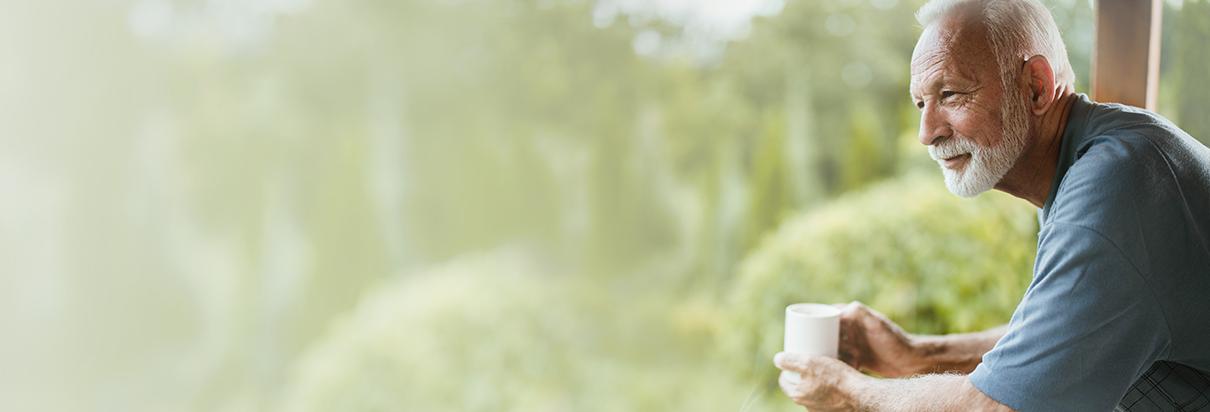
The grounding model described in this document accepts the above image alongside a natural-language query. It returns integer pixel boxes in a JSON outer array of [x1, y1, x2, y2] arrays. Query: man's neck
[[995, 91, 1078, 208]]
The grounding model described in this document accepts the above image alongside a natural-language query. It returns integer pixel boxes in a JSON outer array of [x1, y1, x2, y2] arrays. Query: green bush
[[722, 171, 1038, 382], [278, 248, 752, 412], [278, 249, 581, 412]]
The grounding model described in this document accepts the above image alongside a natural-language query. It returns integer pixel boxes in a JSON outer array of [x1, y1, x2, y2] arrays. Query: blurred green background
[[1, 0, 1206, 411]]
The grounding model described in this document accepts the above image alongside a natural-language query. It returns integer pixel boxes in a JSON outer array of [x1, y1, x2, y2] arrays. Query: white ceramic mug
[[783, 303, 840, 357]]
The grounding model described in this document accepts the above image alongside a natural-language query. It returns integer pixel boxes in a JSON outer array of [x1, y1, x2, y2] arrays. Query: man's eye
[[941, 90, 959, 99]]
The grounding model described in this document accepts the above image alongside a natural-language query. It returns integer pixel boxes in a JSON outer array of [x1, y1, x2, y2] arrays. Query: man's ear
[[1022, 55, 1057, 115]]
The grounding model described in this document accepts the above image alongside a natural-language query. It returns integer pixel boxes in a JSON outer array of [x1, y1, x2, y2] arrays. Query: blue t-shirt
[[968, 94, 1210, 411]]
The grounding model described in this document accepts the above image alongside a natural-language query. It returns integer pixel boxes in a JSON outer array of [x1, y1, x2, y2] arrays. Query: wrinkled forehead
[[911, 5, 994, 70], [911, 23, 952, 66], [910, 18, 997, 93]]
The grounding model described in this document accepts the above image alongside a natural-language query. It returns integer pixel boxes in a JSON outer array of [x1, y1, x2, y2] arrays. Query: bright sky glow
[[129, 0, 788, 59], [594, 0, 786, 60], [596, 0, 785, 39]]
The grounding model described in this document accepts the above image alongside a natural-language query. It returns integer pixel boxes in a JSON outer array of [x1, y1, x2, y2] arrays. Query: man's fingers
[[775, 352, 839, 373], [774, 352, 809, 371], [832, 301, 861, 311], [778, 371, 804, 398], [837, 346, 859, 367], [780, 370, 802, 387]]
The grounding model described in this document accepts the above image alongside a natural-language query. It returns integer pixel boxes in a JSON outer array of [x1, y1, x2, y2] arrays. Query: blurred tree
[[1162, 0, 1210, 144]]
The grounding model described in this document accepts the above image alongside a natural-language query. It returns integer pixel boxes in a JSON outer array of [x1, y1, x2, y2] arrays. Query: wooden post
[[1092, 0, 1163, 110]]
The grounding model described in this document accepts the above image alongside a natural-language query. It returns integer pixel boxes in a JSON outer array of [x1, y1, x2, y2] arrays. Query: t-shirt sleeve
[[968, 222, 1171, 411]]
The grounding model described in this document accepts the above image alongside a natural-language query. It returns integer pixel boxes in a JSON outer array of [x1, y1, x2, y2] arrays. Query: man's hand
[[835, 301, 922, 377], [835, 301, 1005, 376], [773, 351, 1016, 412], [774, 352, 864, 411]]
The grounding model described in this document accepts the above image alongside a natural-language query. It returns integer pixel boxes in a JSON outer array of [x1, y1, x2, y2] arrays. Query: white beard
[[931, 90, 1031, 197]]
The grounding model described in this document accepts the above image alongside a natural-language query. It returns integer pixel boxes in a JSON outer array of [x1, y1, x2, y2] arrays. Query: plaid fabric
[[1116, 362, 1210, 411]]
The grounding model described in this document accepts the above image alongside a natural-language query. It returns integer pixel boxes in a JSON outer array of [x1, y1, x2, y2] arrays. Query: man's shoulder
[[1053, 136, 1164, 211], [1082, 99, 1180, 139], [1046, 132, 1191, 241], [1057, 102, 1210, 211], [1045, 112, 1210, 268], [1059, 97, 1209, 197], [1080, 100, 1207, 167]]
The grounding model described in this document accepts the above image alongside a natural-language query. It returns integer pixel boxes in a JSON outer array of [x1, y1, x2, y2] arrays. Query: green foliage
[[280, 248, 750, 412], [1163, 0, 1210, 145], [281, 249, 583, 412], [722, 172, 1038, 382]]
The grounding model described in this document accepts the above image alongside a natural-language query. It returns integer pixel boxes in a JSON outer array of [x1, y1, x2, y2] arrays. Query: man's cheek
[[950, 117, 990, 146]]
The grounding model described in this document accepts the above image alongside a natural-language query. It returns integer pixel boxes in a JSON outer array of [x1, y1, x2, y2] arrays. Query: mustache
[[928, 137, 980, 161]]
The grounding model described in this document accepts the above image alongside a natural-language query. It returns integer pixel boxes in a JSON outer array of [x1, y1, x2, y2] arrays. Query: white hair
[[916, 0, 1076, 90]]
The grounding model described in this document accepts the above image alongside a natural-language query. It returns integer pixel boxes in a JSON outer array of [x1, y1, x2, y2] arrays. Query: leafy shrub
[[721, 171, 1038, 382], [279, 248, 751, 412]]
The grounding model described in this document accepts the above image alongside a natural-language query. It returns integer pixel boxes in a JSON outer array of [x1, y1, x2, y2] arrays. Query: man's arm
[[837, 302, 1005, 377], [849, 372, 1012, 411], [774, 353, 1014, 412], [910, 325, 1006, 374]]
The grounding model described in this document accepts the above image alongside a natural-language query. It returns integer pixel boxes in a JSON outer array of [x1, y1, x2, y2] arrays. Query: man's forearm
[[844, 373, 1013, 412], [910, 325, 1007, 374]]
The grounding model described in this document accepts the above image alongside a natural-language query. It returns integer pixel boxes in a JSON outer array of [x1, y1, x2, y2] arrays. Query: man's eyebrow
[[912, 72, 976, 99], [910, 77, 941, 100]]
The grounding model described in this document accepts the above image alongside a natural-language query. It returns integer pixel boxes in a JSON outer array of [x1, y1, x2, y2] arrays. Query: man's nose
[[917, 104, 951, 146]]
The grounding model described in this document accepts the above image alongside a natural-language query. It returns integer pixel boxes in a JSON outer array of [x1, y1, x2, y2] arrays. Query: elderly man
[[772, 0, 1210, 410]]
